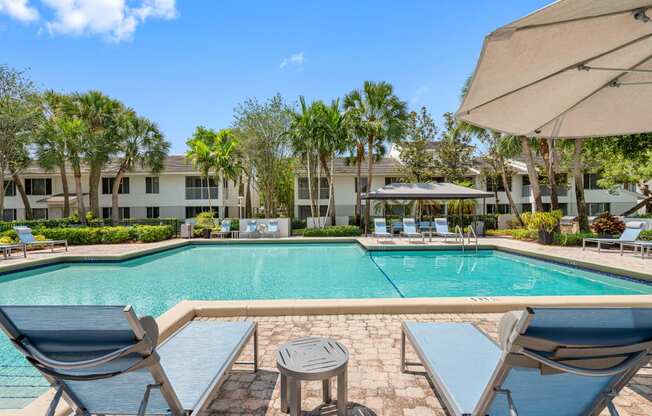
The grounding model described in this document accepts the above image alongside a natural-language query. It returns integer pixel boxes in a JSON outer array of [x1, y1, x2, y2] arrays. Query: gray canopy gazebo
[[361, 183, 493, 233]]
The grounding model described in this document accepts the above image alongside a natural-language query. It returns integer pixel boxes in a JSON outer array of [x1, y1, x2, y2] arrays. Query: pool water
[[0, 243, 651, 408]]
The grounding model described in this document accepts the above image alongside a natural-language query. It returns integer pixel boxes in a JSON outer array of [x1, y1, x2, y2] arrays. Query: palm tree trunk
[[111, 167, 126, 224], [88, 164, 101, 218], [204, 175, 212, 213], [539, 139, 559, 210], [306, 154, 316, 219], [11, 171, 32, 220], [73, 165, 86, 224], [59, 164, 70, 217], [573, 138, 590, 232], [520, 136, 543, 212], [245, 174, 252, 217], [329, 155, 336, 225], [355, 144, 363, 226], [498, 158, 523, 226], [365, 134, 374, 233], [0, 168, 5, 219]]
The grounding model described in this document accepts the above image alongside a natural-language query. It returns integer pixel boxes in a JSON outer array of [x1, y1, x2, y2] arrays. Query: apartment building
[[2, 156, 256, 221]]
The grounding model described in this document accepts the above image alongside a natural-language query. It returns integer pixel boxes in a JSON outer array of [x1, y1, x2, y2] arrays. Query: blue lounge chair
[[211, 219, 231, 239], [434, 218, 459, 242], [261, 220, 280, 238], [240, 220, 258, 238], [373, 218, 392, 243], [402, 307, 652, 416], [14, 226, 67, 252], [0, 305, 257, 416], [583, 221, 646, 252], [400, 218, 424, 243]]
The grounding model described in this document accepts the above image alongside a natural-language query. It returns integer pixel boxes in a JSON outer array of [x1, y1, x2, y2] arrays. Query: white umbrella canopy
[[457, 0, 652, 138]]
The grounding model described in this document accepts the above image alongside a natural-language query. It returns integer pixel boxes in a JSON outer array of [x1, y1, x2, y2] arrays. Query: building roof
[[14, 156, 198, 176], [362, 182, 492, 200], [294, 157, 404, 176]]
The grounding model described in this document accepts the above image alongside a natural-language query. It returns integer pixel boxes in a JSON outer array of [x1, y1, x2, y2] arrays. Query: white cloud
[[411, 84, 431, 104], [0, 0, 177, 41], [279, 52, 304, 69], [0, 0, 39, 22]]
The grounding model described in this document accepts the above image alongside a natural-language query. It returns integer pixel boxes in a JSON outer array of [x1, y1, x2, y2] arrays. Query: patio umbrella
[[457, 0, 652, 138]]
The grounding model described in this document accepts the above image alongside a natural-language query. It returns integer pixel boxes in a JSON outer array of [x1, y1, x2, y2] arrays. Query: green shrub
[[292, 228, 305, 236], [486, 229, 515, 237], [303, 225, 361, 237], [640, 230, 652, 241], [195, 211, 215, 227], [511, 229, 537, 240], [528, 210, 562, 232], [0, 236, 14, 244], [552, 232, 596, 246], [133, 225, 173, 242]]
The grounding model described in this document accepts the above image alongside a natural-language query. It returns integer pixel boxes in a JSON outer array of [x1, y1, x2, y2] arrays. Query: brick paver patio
[[203, 313, 652, 416]]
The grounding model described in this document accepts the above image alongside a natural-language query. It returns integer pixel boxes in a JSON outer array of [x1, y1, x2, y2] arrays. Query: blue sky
[[1, 0, 550, 153]]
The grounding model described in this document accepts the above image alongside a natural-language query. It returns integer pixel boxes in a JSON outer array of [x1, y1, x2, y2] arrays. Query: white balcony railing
[[522, 185, 568, 197], [185, 187, 219, 200]]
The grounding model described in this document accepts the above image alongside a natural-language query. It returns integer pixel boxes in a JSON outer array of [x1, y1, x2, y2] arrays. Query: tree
[[397, 107, 437, 182], [343, 81, 408, 229], [234, 94, 292, 218], [186, 126, 219, 213], [70, 91, 122, 218], [111, 110, 169, 223], [0, 65, 41, 219], [520, 136, 544, 212], [36, 91, 73, 217], [571, 138, 590, 232], [433, 113, 474, 183]]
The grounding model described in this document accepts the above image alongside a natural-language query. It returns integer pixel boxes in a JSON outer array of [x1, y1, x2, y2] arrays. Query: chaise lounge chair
[[583, 221, 645, 252], [240, 220, 258, 238], [0, 243, 26, 259], [621, 240, 652, 259], [211, 219, 232, 239], [434, 218, 460, 242], [14, 226, 67, 253], [373, 218, 393, 243], [400, 218, 424, 243], [261, 220, 280, 238], [401, 307, 652, 416], [0, 305, 257, 416]]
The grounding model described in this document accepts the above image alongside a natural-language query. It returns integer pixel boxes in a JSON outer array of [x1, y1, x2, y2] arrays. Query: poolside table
[[276, 337, 349, 416]]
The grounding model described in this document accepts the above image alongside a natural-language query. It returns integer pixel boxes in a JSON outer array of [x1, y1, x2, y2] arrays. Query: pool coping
[[9, 294, 652, 416]]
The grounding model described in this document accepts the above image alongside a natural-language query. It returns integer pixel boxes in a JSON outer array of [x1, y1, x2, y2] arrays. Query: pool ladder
[[455, 225, 478, 253]]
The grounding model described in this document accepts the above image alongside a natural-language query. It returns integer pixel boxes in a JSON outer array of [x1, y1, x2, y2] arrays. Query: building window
[[102, 207, 131, 219], [521, 203, 532, 213], [354, 177, 368, 193], [185, 206, 213, 218], [102, 177, 130, 194], [385, 177, 401, 186], [486, 176, 508, 192], [588, 203, 610, 216], [297, 205, 327, 220], [3, 209, 16, 221], [487, 204, 510, 214], [25, 178, 52, 196], [583, 173, 603, 190], [297, 178, 328, 199], [145, 177, 159, 194], [4, 181, 15, 197], [185, 176, 218, 200], [146, 207, 160, 218], [31, 208, 48, 220]]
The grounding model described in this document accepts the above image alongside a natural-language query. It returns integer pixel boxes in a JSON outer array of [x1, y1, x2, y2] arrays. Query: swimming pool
[[1, 243, 651, 408]]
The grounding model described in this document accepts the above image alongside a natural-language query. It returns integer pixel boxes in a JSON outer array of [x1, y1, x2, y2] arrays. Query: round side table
[[276, 337, 349, 416]]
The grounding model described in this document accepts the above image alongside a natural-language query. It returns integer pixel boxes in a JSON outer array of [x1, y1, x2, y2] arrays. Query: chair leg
[[337, 368, 347, 416], [400, 330, 406, 373], [253, 328, 258, 372], [280, 374, 288, 413], [288, 376, 301, 416]]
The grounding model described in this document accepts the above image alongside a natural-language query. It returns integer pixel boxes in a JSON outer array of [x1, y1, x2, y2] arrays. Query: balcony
[[522, 185, 568, 197], [185, 187, 219, 200]]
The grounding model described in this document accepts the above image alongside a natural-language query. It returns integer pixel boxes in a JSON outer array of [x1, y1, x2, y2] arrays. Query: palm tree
[[70, 91, 122, 218], [186, 127, 218, 213], [37, 92, 72, 217], [343, 81, 408, 230], [288, 97, 320, 219], [571, 138, 590, 232], [520, 136, 544, 212], [60, 118, 88, 222], [110, 110, 169, 224], [212, 129, 239, 217]]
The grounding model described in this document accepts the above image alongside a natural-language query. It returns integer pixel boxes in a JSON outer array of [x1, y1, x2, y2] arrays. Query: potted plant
[[591, 211, 625, 238], [528, 210, 562, 245]]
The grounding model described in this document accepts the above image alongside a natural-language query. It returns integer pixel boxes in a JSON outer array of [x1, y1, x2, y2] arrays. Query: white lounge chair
[[13, 226, 67, 253], [0, 305, 258, 416], [240, 220, 258, 238], [0, 243, 26, 259], [434, 218, 460, 242], [583, 221, 645, 252], [373, 218, 392, 243], [261, 220, 280, 238], [620, 240, 652, 258], [400, 218, 424, 243], [211, 219, 232, 238]]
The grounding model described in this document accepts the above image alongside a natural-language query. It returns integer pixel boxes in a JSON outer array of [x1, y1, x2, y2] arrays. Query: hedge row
[[0, 225, 173, 245], [303, 225, 361, 237]]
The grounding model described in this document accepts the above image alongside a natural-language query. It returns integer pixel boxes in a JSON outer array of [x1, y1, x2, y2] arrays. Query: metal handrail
[[467, 225, 478, 252], [455, 225, 465, 252]]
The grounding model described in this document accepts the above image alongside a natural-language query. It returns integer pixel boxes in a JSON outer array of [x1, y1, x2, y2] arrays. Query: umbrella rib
[[459, 33, 652, 117], [529, 51, 652, 137]]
